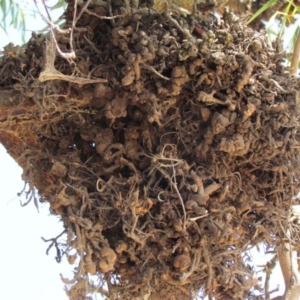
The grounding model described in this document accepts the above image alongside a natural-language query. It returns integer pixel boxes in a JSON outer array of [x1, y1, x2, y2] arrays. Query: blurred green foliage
[[247, 0, 300, 72], [0, 0, 26, 37], [248, 0, 299, 43], [0, 0, 66, 42]]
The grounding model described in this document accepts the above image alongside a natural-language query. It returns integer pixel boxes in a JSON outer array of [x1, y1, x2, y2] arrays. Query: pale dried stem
[[290, 30, 300, 76], [37, 0, 107, 84], [156, 164, 187, 231], [75, 0, 92, 24], [276, 225, 300, 300], [141, 64, 170, 81], [84, 9, 121, 20], [39, 39, 107, 84]]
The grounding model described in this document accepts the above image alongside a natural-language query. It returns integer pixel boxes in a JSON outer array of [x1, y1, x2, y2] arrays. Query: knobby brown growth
[[0, 0, 300, 299]]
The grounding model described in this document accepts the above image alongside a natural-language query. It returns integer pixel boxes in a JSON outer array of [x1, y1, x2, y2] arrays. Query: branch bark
[[274, 233, 300, 300]]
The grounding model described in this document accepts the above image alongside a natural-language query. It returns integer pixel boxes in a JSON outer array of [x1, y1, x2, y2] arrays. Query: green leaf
[[278, 0, 293, 37], [1, 0, 12, 29], [1, 0, 7, 19], [290, 25, 300, 52], [51, 0, 66, 11], [18, 11, 25, 31], [0, 21, 7, 35], [9, 2, 14, 26], [265, 11, 280, 37], [266, 27, 278, 36], [291, 5, 298, 15], [247, 0, 278, 24]]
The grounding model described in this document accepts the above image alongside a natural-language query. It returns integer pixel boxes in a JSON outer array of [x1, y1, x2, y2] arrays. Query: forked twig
[[41, 229, 67, 263], [36, 0, 107, 84], [39, 38, 107, 84], [35, 0, 75, 59], [141, 64, 170, 81]]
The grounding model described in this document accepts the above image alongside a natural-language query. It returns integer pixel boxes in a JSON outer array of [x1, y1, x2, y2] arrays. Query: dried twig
[[41, 230, 67, 263]]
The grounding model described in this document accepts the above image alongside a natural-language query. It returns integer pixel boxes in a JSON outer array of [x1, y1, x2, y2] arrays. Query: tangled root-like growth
[[1, 1, 300, 299]]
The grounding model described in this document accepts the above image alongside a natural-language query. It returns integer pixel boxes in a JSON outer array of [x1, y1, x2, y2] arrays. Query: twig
[[18, 183, 39, 212], [264, 255, 277, 300], [141, 64, 170, 81], [188, 214, 209, 222], [277, 229, 300, 300], [122, 190, 151, 247], [75, 0, 92, 24], [39, 38, 107, 84], [107, 0, 115, 27], [84, 9, 121, 20], [171, 162, 187, 231], [34, 0, 76, 60], [41, 229, 67, 263], [179, 249, 201, 281], [163, 5, 192, 39]]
